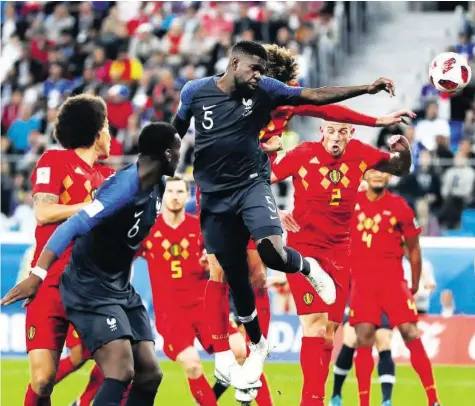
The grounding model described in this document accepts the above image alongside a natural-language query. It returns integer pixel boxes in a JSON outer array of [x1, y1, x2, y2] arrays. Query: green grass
[[1, 359, 474, 405]]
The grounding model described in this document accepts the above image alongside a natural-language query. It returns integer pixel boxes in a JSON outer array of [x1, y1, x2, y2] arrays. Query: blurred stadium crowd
[[1, 1, 475, 237]]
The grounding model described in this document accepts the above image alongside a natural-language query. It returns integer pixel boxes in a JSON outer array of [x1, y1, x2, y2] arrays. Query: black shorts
[[343, 307, 391, 330], [200, 180, 282, 254], [60, 279, 154, 355]]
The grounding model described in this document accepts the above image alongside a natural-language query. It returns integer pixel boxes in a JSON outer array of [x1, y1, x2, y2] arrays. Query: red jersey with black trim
[[140, 214, 206, 311], [272, 139, 390, 252], [351, 190, 421, 282], [30, 149, 114, 285]]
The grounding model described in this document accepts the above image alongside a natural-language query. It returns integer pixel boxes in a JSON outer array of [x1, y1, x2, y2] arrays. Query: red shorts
[[156, 306, 239, 361], [349, 280, 418, 327], [25, 283, 70, 353], [65, 324, 82, 349], [286, 247, 350, 322]]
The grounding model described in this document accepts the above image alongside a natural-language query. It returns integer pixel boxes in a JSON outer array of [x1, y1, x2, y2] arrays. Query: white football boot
[[304, 257, 336, 305], [241, 335, 270, 385]]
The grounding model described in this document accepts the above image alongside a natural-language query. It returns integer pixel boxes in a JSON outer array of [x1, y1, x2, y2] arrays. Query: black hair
[[138, 122, 177, 158], [54, 94, 107, 149], [231, 40, 268, 62]]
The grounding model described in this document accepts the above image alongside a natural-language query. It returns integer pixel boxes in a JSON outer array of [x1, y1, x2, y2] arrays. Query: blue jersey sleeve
[[176, 78, 211, 120], [45, 165, 140, 257], [259, 76, 303, 106]]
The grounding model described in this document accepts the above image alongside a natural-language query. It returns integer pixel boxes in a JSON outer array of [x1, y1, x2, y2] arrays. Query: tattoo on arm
[[299, 85, 368, 106], [374, 149, 412, 176], [33, 193, 59, 205]]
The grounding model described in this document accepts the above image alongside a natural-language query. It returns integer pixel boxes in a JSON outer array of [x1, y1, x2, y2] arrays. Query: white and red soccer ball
[[429, 52, 472, 93]]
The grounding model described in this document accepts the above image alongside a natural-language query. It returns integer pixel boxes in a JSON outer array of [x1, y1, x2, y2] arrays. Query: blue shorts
[[200, 180, 282, 254]]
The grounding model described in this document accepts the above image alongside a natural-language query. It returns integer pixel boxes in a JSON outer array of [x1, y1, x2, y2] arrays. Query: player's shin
[[205, 280, 231, 352], [354, 347, 374, 406], [24, 384, 51, 406], [93, 378, 129, 406], [404, 336, 439, 404], [77, 364, 103, 406], [255, 373, 273, 406], [300, 336, 325, 406], [188, 375, 218, 406], [332, 344, 355, 398], [378, 350, 395, 402]]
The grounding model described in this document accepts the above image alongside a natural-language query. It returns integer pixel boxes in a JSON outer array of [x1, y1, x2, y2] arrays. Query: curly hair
[[54, 94, 107, 149], [263, 44, 299, 84]]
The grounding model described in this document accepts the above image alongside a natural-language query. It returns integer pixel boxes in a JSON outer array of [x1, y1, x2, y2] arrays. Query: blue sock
[[124, 384, 157, 406], [378, 350, 395, 402], [332, 344, 355, 397], [93, 378, 129, 406]]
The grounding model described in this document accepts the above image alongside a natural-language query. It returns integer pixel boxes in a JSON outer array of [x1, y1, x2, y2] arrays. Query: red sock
[[300, 337, 325, 406], [78, 364, 103, 405], [205, 281, 230, 352], [255, 373, 273, 406], [24, 384, 51, 406], [321, 344, 333, 385], [406, 338, 439, 404], [254, 287, 271, 337], [55, 356, 77, 383], [188, 374, 218, 406], [355, 347, 374, 406]]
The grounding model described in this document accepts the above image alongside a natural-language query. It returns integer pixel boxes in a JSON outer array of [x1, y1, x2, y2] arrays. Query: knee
[[184, 360, 204, 380], [136, 361, 163, 390], [230, 333, 247, 365], [356, 325, 376, 348], [399, 323, 419, 342], [30, 367, 56, 395], [69, 345, 85, 367], [256, 238, 285, 270], [250, 263, 267, 292], [301, 313, 328, 338], [323, 322, 339, 346]]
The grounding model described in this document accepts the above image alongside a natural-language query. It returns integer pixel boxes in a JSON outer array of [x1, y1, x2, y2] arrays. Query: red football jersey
[[30, 149, 114, 285], [351, 190, 421, 282], [272, 139, 390, 252], [141, 214, 205, 310]]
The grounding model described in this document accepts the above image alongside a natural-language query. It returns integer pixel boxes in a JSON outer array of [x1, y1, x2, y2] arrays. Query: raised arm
[[373, 135, 412, 176], [261, 76, 396, 107]]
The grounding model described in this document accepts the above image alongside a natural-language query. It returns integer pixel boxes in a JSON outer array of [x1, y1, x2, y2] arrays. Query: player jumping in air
[[0, 94, 113, 406], [139, 175, 248, 406], [201, 44, 415, 391], [348, 169, 440, 406], [271, 120, 413, 406], [2, 122, 182, 406], [172, 39, 404, 388]]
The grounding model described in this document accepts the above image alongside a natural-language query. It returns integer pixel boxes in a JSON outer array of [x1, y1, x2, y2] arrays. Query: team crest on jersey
[[303, 292, 314, 305], [27, 326, 36, 340], [242, 98, 253, 117], [329, 169, 342, 185], [363, 218, 374, 229]]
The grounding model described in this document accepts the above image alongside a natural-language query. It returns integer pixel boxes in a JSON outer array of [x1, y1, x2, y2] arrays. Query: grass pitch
[[1, 359, 474, 405]]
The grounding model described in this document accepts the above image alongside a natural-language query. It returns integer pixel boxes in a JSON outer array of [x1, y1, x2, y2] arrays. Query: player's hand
[[0, 274, 42, 307], [375, 110, 417, 127], [261, 136, 283, 153], [388, 134, 410, 152], [279, 210, 300, 233], [199, 249, 209, 270], [367, 77, 396, 97]]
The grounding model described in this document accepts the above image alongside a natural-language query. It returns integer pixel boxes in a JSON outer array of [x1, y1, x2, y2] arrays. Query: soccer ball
[[429, 52, 472, 93]]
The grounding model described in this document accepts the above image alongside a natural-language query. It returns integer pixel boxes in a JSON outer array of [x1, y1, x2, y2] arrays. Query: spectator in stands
[[129, 22, 161, 64], [439, 153, 475, 229], [455, 32, 475, 61], [6, 190, 35, 234], [109, 43, 143, 83], [398, 150, 442, 212], [415, 101, 451, 151], [415, 199, 441, 236], [458, 138, 475, 168], [462, 104, 475, 141], [14, 43, 45, 87], [433, 133, 454, 173], [44, 3, 75, 43], [2, 2, 16, 45], [43, 63, 71, 102], [1, 89, 22, 134], [440, 289, 457, 317], [106, 85, 134, 130], [6, 104, 41, 153]]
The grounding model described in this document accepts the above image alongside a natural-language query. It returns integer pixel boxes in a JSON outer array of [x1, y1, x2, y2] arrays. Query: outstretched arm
[[263, 77, 396, 107], [289, 105, 415, 127]]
